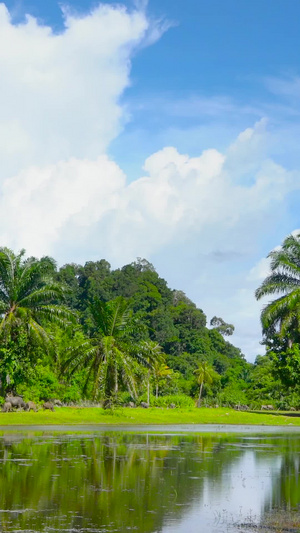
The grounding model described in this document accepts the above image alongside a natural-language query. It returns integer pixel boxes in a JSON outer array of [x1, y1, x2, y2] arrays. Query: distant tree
[[194, 361, 219, 407], [138, 340, 164, 402], [247, 354, 281, 404], [133, 258, 156, 273], [78, 259, 112, 306], [152, 361, 174, 398], [172, 290, 194, 307], [210, 316, 234, 336], [56, 263, 82, 309]]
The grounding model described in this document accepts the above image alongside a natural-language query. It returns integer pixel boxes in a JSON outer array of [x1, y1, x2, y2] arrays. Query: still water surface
[[0, 425, 298, 532]]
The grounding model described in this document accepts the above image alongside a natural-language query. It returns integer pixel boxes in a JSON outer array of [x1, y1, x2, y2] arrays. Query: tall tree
[[210, 316, 234, 336], [138, 340, 164, 403], [194, 361, 218, 407], [152, 361, 174, 398], [0, 248, 75, 391], [0, 248, 74, 344], [64, 297, 148, 401], [255, 233, 300, 345]]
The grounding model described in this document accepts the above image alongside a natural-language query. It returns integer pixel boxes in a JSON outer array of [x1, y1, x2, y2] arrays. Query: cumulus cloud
[[108, 121, 297, 260], [0, 2, 151, 178], [0, 156, 126, 254], [1, 119, 298, 264]]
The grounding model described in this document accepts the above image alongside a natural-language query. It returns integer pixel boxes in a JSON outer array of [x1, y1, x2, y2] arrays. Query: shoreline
[[0, 423, 300, 433]]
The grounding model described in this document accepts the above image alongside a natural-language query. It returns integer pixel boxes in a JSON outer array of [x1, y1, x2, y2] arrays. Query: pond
[[0, 425, 299, 532]]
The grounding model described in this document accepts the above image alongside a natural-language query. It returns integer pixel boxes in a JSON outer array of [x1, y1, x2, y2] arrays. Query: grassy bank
[[0, 406, 300, 426]]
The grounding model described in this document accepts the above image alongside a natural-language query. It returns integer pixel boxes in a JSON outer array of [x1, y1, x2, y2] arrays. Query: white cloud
[[248, 258, 271, 282], [265, 75, 300, 100], [19, 119, 291, 263], [0, 2, 151, 178], [0, 156, 126, 254]]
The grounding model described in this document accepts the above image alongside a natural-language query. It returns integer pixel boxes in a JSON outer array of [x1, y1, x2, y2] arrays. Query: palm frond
[[90, 296, 131, 337], [33, 304, 77, 327], [260, 291, 300, 332], [256, 274, 300, 299], [18, 283, 68, 308], [27, 318, 51, 347], [60, 340, 97, 375], [256, 233, 300, 340]]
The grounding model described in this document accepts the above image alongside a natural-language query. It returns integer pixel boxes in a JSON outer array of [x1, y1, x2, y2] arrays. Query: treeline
[[0, 241, 299, 409]]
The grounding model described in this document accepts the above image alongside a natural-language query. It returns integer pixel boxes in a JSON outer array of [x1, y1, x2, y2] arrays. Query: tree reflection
[[256, 435, 300, 512], [0, 431, 245, 532]]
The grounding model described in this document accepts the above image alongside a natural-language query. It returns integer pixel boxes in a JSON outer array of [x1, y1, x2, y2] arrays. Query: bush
[[59, 382, 82, 404], [217, 385, 249, 407], [273, 389, 300, 411], [137, 393, 194, 408], [118, 391, 135, 405], [17, 362, 60, 403]]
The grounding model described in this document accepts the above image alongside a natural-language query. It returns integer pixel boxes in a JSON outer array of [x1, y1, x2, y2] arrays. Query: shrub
[[17, 362, 60, 403], [59, 382, 82, 404], [217, 385, 249, 407], [118, 391, 135, 405], [137, 393, 194, 408]]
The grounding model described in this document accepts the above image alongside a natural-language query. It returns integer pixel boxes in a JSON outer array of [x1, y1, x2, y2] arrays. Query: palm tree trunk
[[114, 362, 118, 395], [197, 380, 203, 408], [147, 371, 150, 404]]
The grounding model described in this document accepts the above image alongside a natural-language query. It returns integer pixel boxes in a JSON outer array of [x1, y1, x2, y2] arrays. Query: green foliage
[[0, 328, 32, 393], [138, 393, 194, 408], [217, 384, 249, 407], [210, 316, 234, 336], [194, 361, 220, 406], [59, 380, 82, 404], [17, 362, 82, 404], [0, 247, 75, 346], [270, 345, 300, 387], [117, 391, 135, 405], [17, 362, 60, 402], [247, 353, 287, 407]]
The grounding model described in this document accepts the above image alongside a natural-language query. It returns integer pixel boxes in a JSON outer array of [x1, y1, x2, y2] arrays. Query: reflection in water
[[0, 429, 297, 532]]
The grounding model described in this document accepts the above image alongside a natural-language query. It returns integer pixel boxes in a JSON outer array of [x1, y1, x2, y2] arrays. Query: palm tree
[[152, 361, 173, 398], [194, 361, 217, 407], [255, 233, 300, 344], [0, 247, 74, 345], [63, 297, 147, 402], [138, 340, 164, 403]]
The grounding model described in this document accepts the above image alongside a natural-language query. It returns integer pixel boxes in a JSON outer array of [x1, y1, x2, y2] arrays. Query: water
[[0, 425, 298, 532]]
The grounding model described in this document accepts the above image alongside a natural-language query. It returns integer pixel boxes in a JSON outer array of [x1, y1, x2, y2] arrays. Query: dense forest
[[0, 233, 300, 409]]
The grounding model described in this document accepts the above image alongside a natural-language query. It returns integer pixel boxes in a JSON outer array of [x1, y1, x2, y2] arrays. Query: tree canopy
[[0, 247, 252, 406]]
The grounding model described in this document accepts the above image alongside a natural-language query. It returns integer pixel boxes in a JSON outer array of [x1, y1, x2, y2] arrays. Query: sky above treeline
[[1, 0, 300, 360]]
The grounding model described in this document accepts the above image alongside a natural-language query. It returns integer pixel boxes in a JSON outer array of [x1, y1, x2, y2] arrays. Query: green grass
[[0, 406, 300, 426]]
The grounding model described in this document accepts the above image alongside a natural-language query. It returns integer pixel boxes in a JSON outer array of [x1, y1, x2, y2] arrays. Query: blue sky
[[0, 0, 300, 359]]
